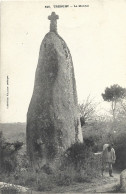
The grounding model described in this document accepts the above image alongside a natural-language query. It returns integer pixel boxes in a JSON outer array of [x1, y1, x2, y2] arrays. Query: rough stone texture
[[26, 31, 83, 166], [0, 182, 29, 193], [120, 169, 126, 192]]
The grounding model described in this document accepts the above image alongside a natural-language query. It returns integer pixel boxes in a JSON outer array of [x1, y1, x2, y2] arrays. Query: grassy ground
[[0, 170, 121, 193], [0, 123, 26, 143]]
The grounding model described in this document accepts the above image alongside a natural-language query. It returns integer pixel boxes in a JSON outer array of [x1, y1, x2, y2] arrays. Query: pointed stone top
[[48, 12, 59, 33]]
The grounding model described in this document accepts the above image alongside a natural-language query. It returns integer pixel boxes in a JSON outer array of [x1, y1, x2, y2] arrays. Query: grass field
[[0, 123, 26, 143]]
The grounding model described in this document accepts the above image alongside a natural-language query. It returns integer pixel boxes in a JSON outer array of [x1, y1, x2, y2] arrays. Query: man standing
[[102, 144, 116, 177]]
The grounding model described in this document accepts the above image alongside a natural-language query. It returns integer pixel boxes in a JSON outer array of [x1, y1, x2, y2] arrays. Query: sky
[[1, 0, 126, 123]]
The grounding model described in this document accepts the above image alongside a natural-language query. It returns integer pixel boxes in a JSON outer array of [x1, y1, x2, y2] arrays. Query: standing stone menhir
[[26, 12, 83, 167]]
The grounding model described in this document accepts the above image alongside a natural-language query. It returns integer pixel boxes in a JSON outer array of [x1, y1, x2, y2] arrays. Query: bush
[[0, 131, 23, 173], [10, 169, 54, 191], [62, 142, 94, 169], [60, 142, 101, 183], [55, 170, 73, 186], [82, 121, 111, 152], [3, 142, 101, 190], [13, 141, 23, 151], [74, 172, 91, 183], [82, 118, 126, 170]]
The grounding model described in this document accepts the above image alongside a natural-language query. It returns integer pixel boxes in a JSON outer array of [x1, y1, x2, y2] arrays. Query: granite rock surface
[[26, 32, 83, 166]]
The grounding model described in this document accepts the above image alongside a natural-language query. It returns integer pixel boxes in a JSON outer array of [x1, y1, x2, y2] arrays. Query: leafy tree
[[79, 95, 98, 126], [116, 98, 126, 122], [120, 98, 126, 114], [102, 84, 126, 121]]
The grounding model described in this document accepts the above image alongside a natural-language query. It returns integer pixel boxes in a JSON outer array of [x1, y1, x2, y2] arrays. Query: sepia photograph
[[0, 0, 126, 193]]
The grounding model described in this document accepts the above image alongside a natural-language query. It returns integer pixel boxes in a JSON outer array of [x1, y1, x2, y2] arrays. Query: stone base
[[120, 169, 126, 192]]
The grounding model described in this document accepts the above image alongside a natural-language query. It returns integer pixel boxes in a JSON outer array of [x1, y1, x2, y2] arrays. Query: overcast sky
[[1, 0, 126, 123]]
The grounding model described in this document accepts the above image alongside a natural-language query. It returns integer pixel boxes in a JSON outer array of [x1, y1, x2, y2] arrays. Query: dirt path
[[50, 171, 120, 193], [83, 172, 120, 193]]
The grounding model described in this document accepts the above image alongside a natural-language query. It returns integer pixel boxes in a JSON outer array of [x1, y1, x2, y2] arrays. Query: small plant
[[36, 179, 53, 192], [55, 171, 72, 186], [13, 141, 23, 151]]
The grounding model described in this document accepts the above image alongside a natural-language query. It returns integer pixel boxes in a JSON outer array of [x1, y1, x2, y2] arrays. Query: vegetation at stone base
[[62, 142, 98, 170], [2, 152, 101, 191], [0, 136, 101, 192]]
